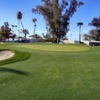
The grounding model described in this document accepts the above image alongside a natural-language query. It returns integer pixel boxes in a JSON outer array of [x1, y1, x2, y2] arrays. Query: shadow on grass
[[0, 67, 29, 75]]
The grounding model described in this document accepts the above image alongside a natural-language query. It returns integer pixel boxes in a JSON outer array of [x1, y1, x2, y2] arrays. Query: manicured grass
[[0, 43, 100, 100], [0, 50, 31, 66], [17, 44, 89, 52]]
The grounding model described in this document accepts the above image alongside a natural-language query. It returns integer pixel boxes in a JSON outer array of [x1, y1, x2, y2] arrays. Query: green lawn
[[0, 43, 100, 100]]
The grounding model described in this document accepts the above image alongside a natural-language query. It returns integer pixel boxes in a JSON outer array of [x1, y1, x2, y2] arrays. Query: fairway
[[0, 43, 100, 100], [17, 44, 89, 52]]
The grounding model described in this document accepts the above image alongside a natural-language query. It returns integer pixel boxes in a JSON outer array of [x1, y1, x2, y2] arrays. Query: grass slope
[[0, 43, 100, 100]]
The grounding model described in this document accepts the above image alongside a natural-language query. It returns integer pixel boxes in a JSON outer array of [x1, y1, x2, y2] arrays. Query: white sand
[[0, 50, 14, 61]]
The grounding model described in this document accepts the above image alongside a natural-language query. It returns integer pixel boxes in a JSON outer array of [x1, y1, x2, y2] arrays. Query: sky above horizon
[[0, 0, 100, 40]]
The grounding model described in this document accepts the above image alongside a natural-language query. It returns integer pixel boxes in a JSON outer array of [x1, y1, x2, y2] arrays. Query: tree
[[89, 29, 100, 41], [77, 22, 83, 43], [89, 16, 100, 41], [32, 0, 84, 43], [0, 30, 3, 42], [89, 16, 100, 29], [17, 11, 24, 36], [83, 33, 90, 41], [22, 29, 29, 41], [0, 22, 11, 41], [32, 18, 37, 35]]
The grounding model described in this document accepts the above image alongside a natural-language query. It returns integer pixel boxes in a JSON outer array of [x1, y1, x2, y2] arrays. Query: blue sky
[[0, 0, 100, 40]]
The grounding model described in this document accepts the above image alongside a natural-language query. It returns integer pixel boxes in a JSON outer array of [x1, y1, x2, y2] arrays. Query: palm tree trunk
[[56, 28, 59, 43], [79, 26, 81, 43], [20, 21, 24, 30], [20, 20, 26, 41], [57, 37, 59, 43], [25, 34, 27, 42], [18, 20, 20, 40], [34, 26, 36, 35]]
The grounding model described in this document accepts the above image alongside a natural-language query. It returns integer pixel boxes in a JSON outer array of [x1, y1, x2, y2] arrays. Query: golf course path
[[0, 50, 14, 61]]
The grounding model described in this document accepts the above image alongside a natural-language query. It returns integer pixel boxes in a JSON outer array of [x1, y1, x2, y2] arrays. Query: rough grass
[[0, 43, 100, 100]]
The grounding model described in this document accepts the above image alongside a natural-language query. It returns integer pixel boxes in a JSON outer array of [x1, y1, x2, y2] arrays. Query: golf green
[[17, 44, 89, 52]]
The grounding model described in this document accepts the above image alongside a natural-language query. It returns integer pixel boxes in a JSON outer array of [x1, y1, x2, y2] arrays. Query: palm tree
[[32, 18, 37, 35], [17, 11, 24, 37], [77, 22, 83, 43], [22, 29, 29, 42]]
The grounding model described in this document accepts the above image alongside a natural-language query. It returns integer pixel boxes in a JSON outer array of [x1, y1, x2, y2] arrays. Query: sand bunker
[[0, 50, 14, 61]]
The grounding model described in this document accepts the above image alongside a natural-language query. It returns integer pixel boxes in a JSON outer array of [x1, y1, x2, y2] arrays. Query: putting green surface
[[17, 44, 89, 52]]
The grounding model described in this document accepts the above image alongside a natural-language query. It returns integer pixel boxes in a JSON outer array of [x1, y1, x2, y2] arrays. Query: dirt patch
[[0, 50, 14, 61]]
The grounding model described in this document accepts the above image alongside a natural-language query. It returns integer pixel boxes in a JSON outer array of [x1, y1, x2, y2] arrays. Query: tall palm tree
[[77, 22, 83, 43], [32, 18, 37, 35], [17, 11, 24, 37]]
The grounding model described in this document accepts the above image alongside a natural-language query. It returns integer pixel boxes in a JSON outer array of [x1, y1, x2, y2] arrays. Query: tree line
[[0, 0, 100, 43]]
